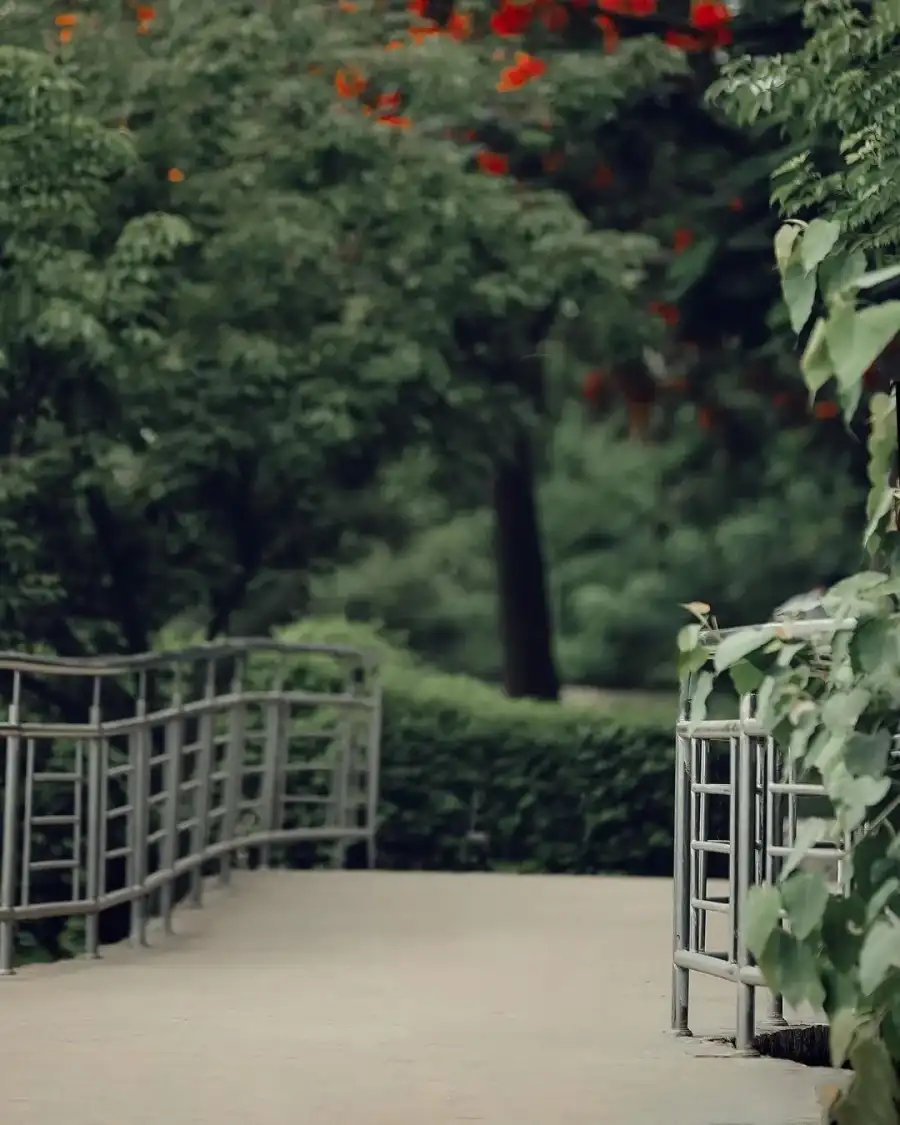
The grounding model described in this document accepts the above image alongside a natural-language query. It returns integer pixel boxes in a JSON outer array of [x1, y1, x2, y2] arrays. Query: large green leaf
[[781, 871, 830, 940], [800, 218, 841, 273]]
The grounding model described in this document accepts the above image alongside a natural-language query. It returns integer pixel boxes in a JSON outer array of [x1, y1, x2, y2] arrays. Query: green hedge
[[275, 620, 677, 875]]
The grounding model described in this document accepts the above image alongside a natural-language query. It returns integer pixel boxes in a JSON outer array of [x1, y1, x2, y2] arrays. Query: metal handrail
[[0, 639, 383, 975]]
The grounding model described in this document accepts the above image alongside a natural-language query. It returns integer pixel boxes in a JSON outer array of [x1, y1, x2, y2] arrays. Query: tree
[[1, 0, 647, 674]]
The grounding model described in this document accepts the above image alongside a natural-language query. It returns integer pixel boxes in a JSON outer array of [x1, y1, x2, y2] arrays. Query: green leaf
[[858, 918, 900, 995], [677, 623, 702, 652], [759, 929, 825, 1008], [800, 317, 834, 397], [782, 817, 830, 880], [850, 262, 900, 290], [745, 884, 783, 959], [688, 670, 714, 725], [781, 260, 817, 334], [713, 628, 771, 673], [821, 687, 871, 733], [800, 218, 841, 273], [773, 221, 803, 271], [729, 658, 765, 695], [781, 871, 830, 940], [845, 729, 891, 778], [828, 300, 900, 393], [829, 1008, 863, 1067], [819, 248, 867, 297], [849, 618, 896, 675]]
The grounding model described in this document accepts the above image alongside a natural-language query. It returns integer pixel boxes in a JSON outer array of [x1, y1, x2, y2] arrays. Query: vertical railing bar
[[160, 661, 184, 932], [727, 733, 739, 966], [364, 655, 382, 872], [219, 656, 245, 887], [258, 655, 285, 870], [696, 737, 710, 953], [85, 678, 102, 959], [765, 734, 785, 1026], [20, 737, 35, 908], [130, 670, 150, 947], [190, 660, 216, 907], [72, 740, 84, 904], [735, 694, 757, 1052], [671, 675, 692, 1036], [0, 671, 23, 975]]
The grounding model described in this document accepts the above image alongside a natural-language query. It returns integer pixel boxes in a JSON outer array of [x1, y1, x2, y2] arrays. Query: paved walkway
[[2, 872, 835, 1125]]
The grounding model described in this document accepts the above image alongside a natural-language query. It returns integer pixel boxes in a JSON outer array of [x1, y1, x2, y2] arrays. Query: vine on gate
[[679, 6, 900, 1121]]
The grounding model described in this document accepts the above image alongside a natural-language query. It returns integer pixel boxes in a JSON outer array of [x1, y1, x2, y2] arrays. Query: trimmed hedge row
[[275, 620, 677, 875]]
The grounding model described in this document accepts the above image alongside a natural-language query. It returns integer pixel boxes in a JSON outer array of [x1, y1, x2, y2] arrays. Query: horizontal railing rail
[[0, 639, 383, 975]]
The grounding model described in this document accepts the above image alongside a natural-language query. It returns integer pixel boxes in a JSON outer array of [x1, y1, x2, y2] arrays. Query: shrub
[[275, 619, 676, 874]]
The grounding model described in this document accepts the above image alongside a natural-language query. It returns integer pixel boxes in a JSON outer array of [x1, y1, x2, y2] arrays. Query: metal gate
[[671, 619, 847, 1050]]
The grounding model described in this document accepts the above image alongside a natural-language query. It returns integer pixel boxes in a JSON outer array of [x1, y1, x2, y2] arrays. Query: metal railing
[[0, 639, 382, 975], [670, 618, 849, 1051]]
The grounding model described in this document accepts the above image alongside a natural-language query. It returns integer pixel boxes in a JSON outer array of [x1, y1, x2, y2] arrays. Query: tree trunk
[[491, 428, 560, 701]]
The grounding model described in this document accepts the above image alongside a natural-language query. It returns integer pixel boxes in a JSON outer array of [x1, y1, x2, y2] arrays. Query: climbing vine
[[678, 4, 900, 1121]]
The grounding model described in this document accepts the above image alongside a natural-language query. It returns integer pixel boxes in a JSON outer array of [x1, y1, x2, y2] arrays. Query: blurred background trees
[[0, 0, 870, 699]]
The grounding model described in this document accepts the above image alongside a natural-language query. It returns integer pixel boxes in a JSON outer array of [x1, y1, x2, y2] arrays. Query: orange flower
[[54, 12, 77, 25], [448, 11, 472, 38], [649, 301, 679, 327], [477, 150, 509, 176], [375, 90, 403, 112], [135, 4, 156, 20], [814, 401, 840, 420], [409, 24, 442, 42], [167, 167, 185, 183], [673, 228, 694, 253], [407, 0, 427, 12], [595, 14, 620, 52], [58, 27, 74, 42], [385, 39, 405, 49], [490, 1, 535, 36], [377, 114, 412, 128], [335, 67, 367, 97], [497, 51, 547, 92], [339, 0, 359, 9]]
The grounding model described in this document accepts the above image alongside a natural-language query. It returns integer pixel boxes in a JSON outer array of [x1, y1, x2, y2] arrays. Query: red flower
[[649, 301, 680, 327], [582, 369, 607, 404], [477, 150, 510, 176], [673, 228, 694, 253], [497, 51, 547, 91], [664, 29, 704, 51], [728, 196, 744, 212], [690, 1, 732, 47], [335, 67, 367, 98], [596, 13, 620, 51], [539, 2, 568, 30], [377, 114, 412, 128], [814, 401, 840, 420], [490, 1, 535, 35], [691, 1, 730, 30], [627, 0, 657, 14]]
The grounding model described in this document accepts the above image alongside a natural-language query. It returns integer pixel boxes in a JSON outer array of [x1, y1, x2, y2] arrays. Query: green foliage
[[680, 579, 900, 1124], [274, 619, 675, 873], [313, 403, 865, 687]]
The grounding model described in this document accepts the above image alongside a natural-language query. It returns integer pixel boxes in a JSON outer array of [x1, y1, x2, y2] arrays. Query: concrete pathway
[[1, 872, 835, 1125]]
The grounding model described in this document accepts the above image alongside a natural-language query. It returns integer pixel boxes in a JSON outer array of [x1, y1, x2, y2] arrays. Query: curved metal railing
[[0, 639, 382, 975]]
